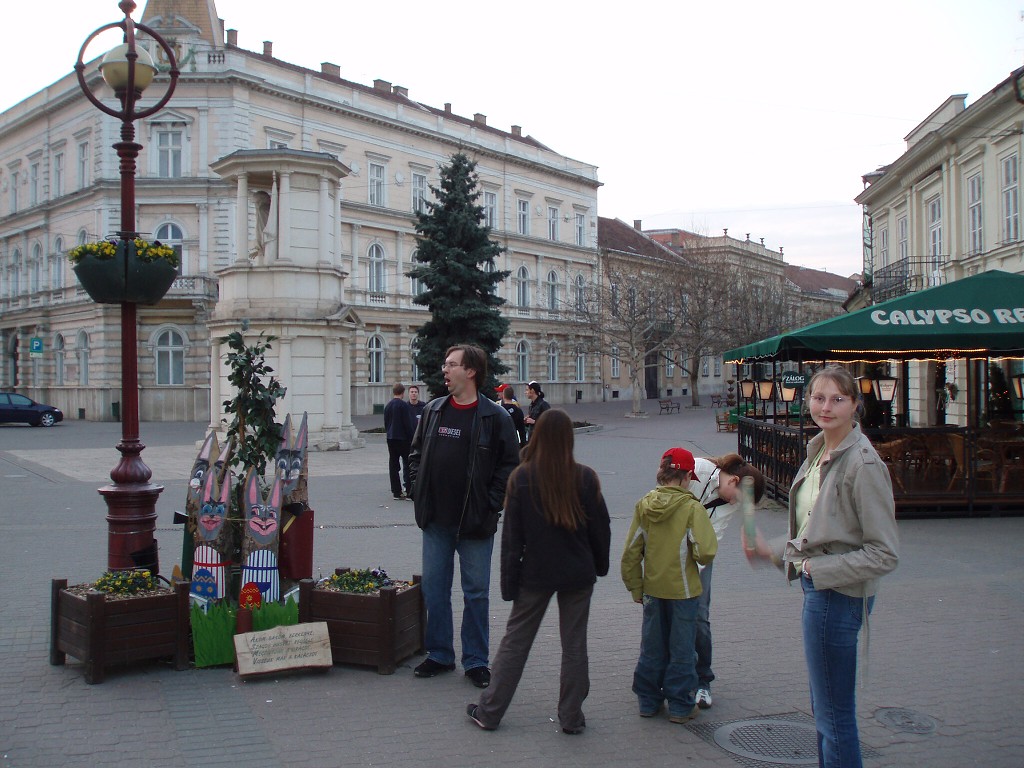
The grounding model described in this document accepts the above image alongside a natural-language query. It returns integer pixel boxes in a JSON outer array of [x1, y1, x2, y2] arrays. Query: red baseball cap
[[662, 447, 696, 474], [495, 383, 508, 392]]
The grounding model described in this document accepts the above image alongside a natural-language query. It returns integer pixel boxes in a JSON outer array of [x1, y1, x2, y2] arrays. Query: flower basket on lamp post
[[70, 238, 178, 305]]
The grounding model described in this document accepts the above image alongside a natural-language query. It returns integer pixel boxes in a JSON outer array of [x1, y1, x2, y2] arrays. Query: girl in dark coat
[[467, 409, 611, 734]]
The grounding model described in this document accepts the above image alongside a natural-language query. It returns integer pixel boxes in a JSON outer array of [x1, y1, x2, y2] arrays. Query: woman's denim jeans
[[801, 575, 874, 768], [632, 594, 698, 717], [421, 523, 493, 670]]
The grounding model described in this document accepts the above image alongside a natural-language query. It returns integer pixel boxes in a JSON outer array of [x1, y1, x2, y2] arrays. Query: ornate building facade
[[0, 0, 600, 445]]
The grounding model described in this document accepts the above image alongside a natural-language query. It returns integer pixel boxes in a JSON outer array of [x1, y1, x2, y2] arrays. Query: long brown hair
[[707, 453, 766, 503], [509, 409, 585, 531]]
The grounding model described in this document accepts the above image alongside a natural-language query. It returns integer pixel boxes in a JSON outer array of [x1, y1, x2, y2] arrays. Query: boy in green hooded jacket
[[621, 447, 717, 723]]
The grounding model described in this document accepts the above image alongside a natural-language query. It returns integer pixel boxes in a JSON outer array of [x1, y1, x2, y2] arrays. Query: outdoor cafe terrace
[[724, 271, 1024, 517]]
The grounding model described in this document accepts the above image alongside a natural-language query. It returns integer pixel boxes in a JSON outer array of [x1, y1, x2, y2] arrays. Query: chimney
[[321, 62, 340, 78], [226, 29, 238, 46], [474, 113, 487, 125], [511, 125, 522, 137], [444, 102, 452, 114], [373, 78, 392, 92], [392, 85, 409, 97], [262, 41, 273, 57], [633, 219, 642, 231]]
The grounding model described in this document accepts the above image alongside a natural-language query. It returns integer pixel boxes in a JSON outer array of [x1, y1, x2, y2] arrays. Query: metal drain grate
[[874, 707, 938, 735], [713, 718, 818, 765], [688, 712, 880, 768]]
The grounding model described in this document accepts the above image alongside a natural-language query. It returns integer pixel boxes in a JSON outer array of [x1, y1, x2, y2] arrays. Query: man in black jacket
[[408, 344, 520, 689]]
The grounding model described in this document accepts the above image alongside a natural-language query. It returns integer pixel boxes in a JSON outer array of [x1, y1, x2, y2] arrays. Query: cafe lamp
[[1012, 372, 1024, 400], [780, 384, 798, 403], [872, 375, 898, 403], [740, 379, 756, 400], [857, 376, 874, 396], [756, 380, 775, 402]]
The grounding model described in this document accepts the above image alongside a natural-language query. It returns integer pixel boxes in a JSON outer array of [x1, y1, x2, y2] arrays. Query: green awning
[[723, 270, 1024, 362]]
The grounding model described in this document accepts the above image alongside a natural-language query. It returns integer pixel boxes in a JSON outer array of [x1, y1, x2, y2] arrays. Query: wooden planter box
[[298, 572, 424, 674], [49, 578, 190, 684]]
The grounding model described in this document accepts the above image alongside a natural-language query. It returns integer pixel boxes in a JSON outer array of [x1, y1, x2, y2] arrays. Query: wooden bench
[[659, 399, 681, 414], [710, 394, 723, 408]]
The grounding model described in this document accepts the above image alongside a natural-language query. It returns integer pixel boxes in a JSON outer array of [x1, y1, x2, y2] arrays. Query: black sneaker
[[414, 658, 456, 678], [465, 667, 491, 688], [466, 703, 496, 730]]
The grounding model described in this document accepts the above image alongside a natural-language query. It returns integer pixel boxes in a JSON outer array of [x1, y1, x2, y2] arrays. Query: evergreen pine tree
[[408, 152, 510, 398]]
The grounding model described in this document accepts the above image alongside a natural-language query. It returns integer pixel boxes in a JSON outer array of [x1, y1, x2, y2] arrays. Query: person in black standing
[[408, 384, 426, 422], [500, 386, 527, 445], [524, 381, 551, 442], [408, 345, 521, 689], [384, 383, 416, 500]]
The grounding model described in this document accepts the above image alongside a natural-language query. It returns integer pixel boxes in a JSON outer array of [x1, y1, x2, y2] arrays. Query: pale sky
[[3, 0, 1022, 277]]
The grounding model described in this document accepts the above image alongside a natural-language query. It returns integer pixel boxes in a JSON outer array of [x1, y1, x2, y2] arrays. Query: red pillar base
[[100, 483, 164, 574]]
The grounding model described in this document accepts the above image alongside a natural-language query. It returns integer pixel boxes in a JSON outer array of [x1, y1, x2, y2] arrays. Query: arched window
[[575, 345, 585, 381], [547, 341, 559, 381], [575, 274, 586, 312], [368, 244, 386, 294], [77, 229, 88, 247], [155, 223, 184, 275], [516, 340, 529, 382], [154, 327, 186, 385], [515, 265, 530, 308], [52, 237, 64, 290], [11, 249, 21, 296], [54, 334, 65, 385], [31, 244, 42, 293], [77, 330, 90, 385], [483, 259, 498, 295], [367, 335, 385, 383], [409, 249, 423, 297], [546, 270, 559, 311], [410, 337, 421, 382]]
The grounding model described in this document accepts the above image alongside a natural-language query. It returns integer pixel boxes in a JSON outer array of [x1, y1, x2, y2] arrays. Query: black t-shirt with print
[[426, 400, 477, 527]]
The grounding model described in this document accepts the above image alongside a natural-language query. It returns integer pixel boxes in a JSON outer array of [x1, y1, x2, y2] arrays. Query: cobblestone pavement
[[1, 399, 1021, 767]]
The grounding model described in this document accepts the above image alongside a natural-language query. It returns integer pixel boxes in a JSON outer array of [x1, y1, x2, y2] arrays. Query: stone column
[[235, 172, 248, 263], [278, 172, 292, 261], [208, 335, 222, 433], [319, 175, 331, 265]]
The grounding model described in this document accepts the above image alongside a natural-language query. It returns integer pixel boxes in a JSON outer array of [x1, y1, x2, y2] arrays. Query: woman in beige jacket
[[775, 366, 899, 768]]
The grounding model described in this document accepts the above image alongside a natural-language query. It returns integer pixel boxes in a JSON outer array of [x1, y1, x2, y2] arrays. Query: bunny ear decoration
[[201, 464, 219, 504], [294, 412, 308, 456], [187, 432, 219, 501], [243, 469, 261, 510], [267, 475, 283, 514], [278, 414, 292, 451]]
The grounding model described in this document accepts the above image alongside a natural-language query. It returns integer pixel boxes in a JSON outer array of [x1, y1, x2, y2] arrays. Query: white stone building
[[855, 66, 1024, 426], [0, 0, 601, 446]]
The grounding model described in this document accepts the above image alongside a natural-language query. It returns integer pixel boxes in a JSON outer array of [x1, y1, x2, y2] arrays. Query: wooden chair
[[946, 434, 998, 492], [710, 394, 723, 408], [715, 410, 731, 432]]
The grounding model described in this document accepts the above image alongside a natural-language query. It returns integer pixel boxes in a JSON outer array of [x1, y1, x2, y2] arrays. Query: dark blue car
[[0, 392, 63, 427]]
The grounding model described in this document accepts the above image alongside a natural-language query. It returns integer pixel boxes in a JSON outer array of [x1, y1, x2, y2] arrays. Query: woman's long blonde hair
[[509, 409, 585, 531]]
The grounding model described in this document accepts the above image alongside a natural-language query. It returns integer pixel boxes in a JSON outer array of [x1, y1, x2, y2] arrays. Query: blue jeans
[[632, 595, 698, 717], [695, 562, 714, 689], [421, 523, 493, 670], [801, 575, 874, 768]]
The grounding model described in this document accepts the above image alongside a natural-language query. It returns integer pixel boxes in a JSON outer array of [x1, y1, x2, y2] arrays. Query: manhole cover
[[713, 719, 819, 765], [875, 707, 938, 734]]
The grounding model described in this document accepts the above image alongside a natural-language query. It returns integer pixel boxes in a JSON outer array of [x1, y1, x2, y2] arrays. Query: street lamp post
[[75, 0, 178, 572]]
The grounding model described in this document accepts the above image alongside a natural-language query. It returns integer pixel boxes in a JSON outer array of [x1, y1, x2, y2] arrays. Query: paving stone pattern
[[0, 400, 1021, 767]]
